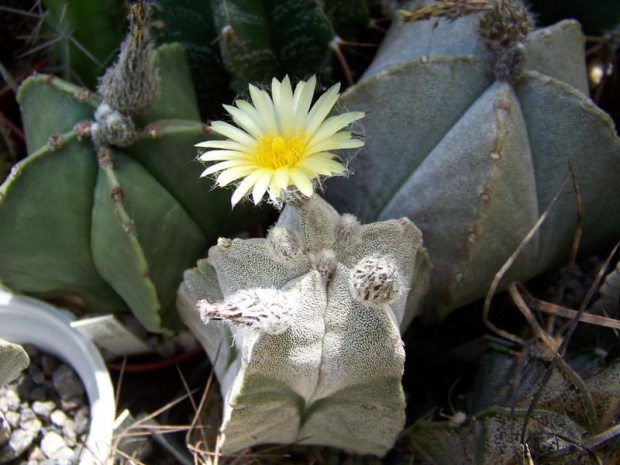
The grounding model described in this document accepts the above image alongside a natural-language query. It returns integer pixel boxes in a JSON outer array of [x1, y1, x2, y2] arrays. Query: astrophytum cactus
[[0, 339, 29, 388], [0, 3, 260, 333], [325, 0, 620, 320], [178, 194, 431, 455]]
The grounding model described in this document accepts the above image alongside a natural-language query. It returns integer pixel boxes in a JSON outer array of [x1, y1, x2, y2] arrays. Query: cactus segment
[[150, 0, 232, 117], [91, 150, 205, 332], [0, 135, 125, 311], [210, 0, 279, 83], [524, 21, 589, 94], [514, 72, 620, 272], [0, 340, 29, 387], [326, 13, 620, 318], [17, 76, 98, 154], [137, 43, 202, 123], [1, 43, 266, 331], [267, 0, 333, 79], [153, 0, 371, 96], [178, 195, 431, 455]]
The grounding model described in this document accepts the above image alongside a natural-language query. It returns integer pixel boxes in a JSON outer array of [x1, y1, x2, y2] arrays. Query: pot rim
[[0, 290, 115, 465]]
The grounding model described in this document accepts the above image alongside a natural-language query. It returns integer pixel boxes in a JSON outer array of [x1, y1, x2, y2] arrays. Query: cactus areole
[[178, 195, 431, 455]]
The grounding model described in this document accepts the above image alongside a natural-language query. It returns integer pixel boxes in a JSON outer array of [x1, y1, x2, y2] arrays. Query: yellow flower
[[196, 76, 364, 206]]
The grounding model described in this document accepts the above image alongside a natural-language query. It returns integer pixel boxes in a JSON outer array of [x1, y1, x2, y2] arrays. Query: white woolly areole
[[266, 226, 302, 263], [197, 288, 294, 335], [350, 255, 404, 306]]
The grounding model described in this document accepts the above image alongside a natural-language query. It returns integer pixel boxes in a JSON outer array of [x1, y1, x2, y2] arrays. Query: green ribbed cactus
[[0, 3, 260, 333], [326, 0, 620, 320], [178, 194, 431, 456], [151, 0, 371, 101], [0, 339, 29, 388]]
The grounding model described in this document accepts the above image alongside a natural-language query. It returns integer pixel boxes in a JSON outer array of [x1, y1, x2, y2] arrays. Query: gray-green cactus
[[178, 194, 431, 456], [0, 3, 261, 333], [0, 339, 29, 388], [325, 0, 620, 320]]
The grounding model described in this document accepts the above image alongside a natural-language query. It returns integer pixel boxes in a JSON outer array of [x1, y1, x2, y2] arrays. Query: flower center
[[255, 135, 307, 169]]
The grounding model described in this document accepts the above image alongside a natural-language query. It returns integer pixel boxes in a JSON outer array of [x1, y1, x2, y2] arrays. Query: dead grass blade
[[547, 162, 583, 334], [483, 174, 570, 345]]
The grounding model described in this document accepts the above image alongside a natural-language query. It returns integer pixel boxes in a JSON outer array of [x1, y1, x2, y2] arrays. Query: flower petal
[[216, 166, 257, 187], [289, 168, 314, 196], [235, 99, 266, 133], [198, 150, 248, 162], [210, 121, 256, 148], [274, 75, 294, 136], [195, 139, 247, 151], [306, 134, 364, 154], [231, 170, 264, 206], [304, 82, 341, 138], [252, 170, 273, 204], [297, 157, 346, 176], [292, 76, 317, 130], [274, 168, 290, 189], [249, 84, 279, 136], [200, 160, 252, 177], [307, 111, 365, 148], [223, 104, 263, 138]]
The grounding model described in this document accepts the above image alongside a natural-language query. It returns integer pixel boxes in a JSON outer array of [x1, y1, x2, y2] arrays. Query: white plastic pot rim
[[0, 290, 115, 465]]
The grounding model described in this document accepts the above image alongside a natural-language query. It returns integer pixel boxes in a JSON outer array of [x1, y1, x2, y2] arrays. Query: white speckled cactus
[[178, 194, 431, 456], [0, 339, 29, 387]]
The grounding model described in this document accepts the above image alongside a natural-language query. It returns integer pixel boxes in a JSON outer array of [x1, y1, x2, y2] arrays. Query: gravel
[[0, 345, 90, 464]]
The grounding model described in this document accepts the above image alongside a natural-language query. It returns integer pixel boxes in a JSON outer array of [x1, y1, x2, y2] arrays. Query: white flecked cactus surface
[[178, 195, 431, 456], [0, 339, 29, 387]]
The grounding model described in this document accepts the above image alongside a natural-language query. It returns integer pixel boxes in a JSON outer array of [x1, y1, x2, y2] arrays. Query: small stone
[[5, 390, 20, 411], [40, 356, 58, 377], [0, 412, 10, 447], [50, 410, 67, 428], [54, 446, 76, 463], [51, 365, 84, 401], [0, 396, 7, 413], [40, 431, 66, 459], [28, 365, 46, 385], [62, 419, 76, 442], [28, 386, 49, 402], [4, 411, 19, 428], [60, 397, 81, 412], [28, 446, 45, 461], [32, 401, 56, 420], [19, 408, 41, 437], [0, 428, 36, 462], [73, 406, 90, 436]]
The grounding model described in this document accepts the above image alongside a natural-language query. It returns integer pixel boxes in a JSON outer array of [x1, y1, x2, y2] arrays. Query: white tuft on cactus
[[350, 255, 404, 306], [197, 288, 295, 335], [334, 213, 362, 250], [178, 194, 431, 456], [266, 226, 303, 263], [310, 248, 338, 279]]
